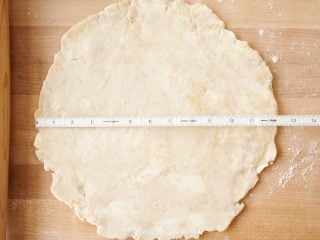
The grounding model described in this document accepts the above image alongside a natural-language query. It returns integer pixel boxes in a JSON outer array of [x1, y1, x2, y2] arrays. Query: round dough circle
[[35, 0, 277, 239]]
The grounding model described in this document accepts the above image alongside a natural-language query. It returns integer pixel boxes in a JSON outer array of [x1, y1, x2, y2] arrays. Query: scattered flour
[[269, 135, 320, 193], [256, 0, 319, 195], [301, 140, 319, 186], [278, 164, 297, 188]]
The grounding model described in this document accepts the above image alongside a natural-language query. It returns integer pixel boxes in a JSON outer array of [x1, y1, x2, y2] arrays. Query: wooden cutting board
[[7, 0, 320, 239]]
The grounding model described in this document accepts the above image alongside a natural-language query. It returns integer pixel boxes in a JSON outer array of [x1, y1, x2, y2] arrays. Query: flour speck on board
[[258, 29, 265, 36], [267, 1, 274, 10], [271, 55, 280, 63]]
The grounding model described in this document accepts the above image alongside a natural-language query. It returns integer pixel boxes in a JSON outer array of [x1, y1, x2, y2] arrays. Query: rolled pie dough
[[34, 0, 277, 239]]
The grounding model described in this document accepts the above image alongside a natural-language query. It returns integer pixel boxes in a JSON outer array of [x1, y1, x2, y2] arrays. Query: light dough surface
[[34, 0, 277, 239]]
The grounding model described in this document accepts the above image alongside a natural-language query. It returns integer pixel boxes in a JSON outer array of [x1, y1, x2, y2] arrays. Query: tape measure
[[35, 115, 320, 128]]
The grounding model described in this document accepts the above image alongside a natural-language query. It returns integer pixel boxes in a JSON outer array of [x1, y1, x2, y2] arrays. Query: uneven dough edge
[[34, 0, 278, 239]]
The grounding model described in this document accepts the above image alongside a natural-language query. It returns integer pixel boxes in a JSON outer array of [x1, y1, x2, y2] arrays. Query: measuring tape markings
[[35, 115, 320, 128]]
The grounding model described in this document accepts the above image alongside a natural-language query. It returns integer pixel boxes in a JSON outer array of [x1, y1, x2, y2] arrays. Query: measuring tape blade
[[35, 115, 320, 128]]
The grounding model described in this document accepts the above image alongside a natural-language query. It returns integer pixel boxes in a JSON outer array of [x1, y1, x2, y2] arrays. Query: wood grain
[[7, 0, 320, 240], [9, 0, 320, 29], [0, 0, 10, 239]]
